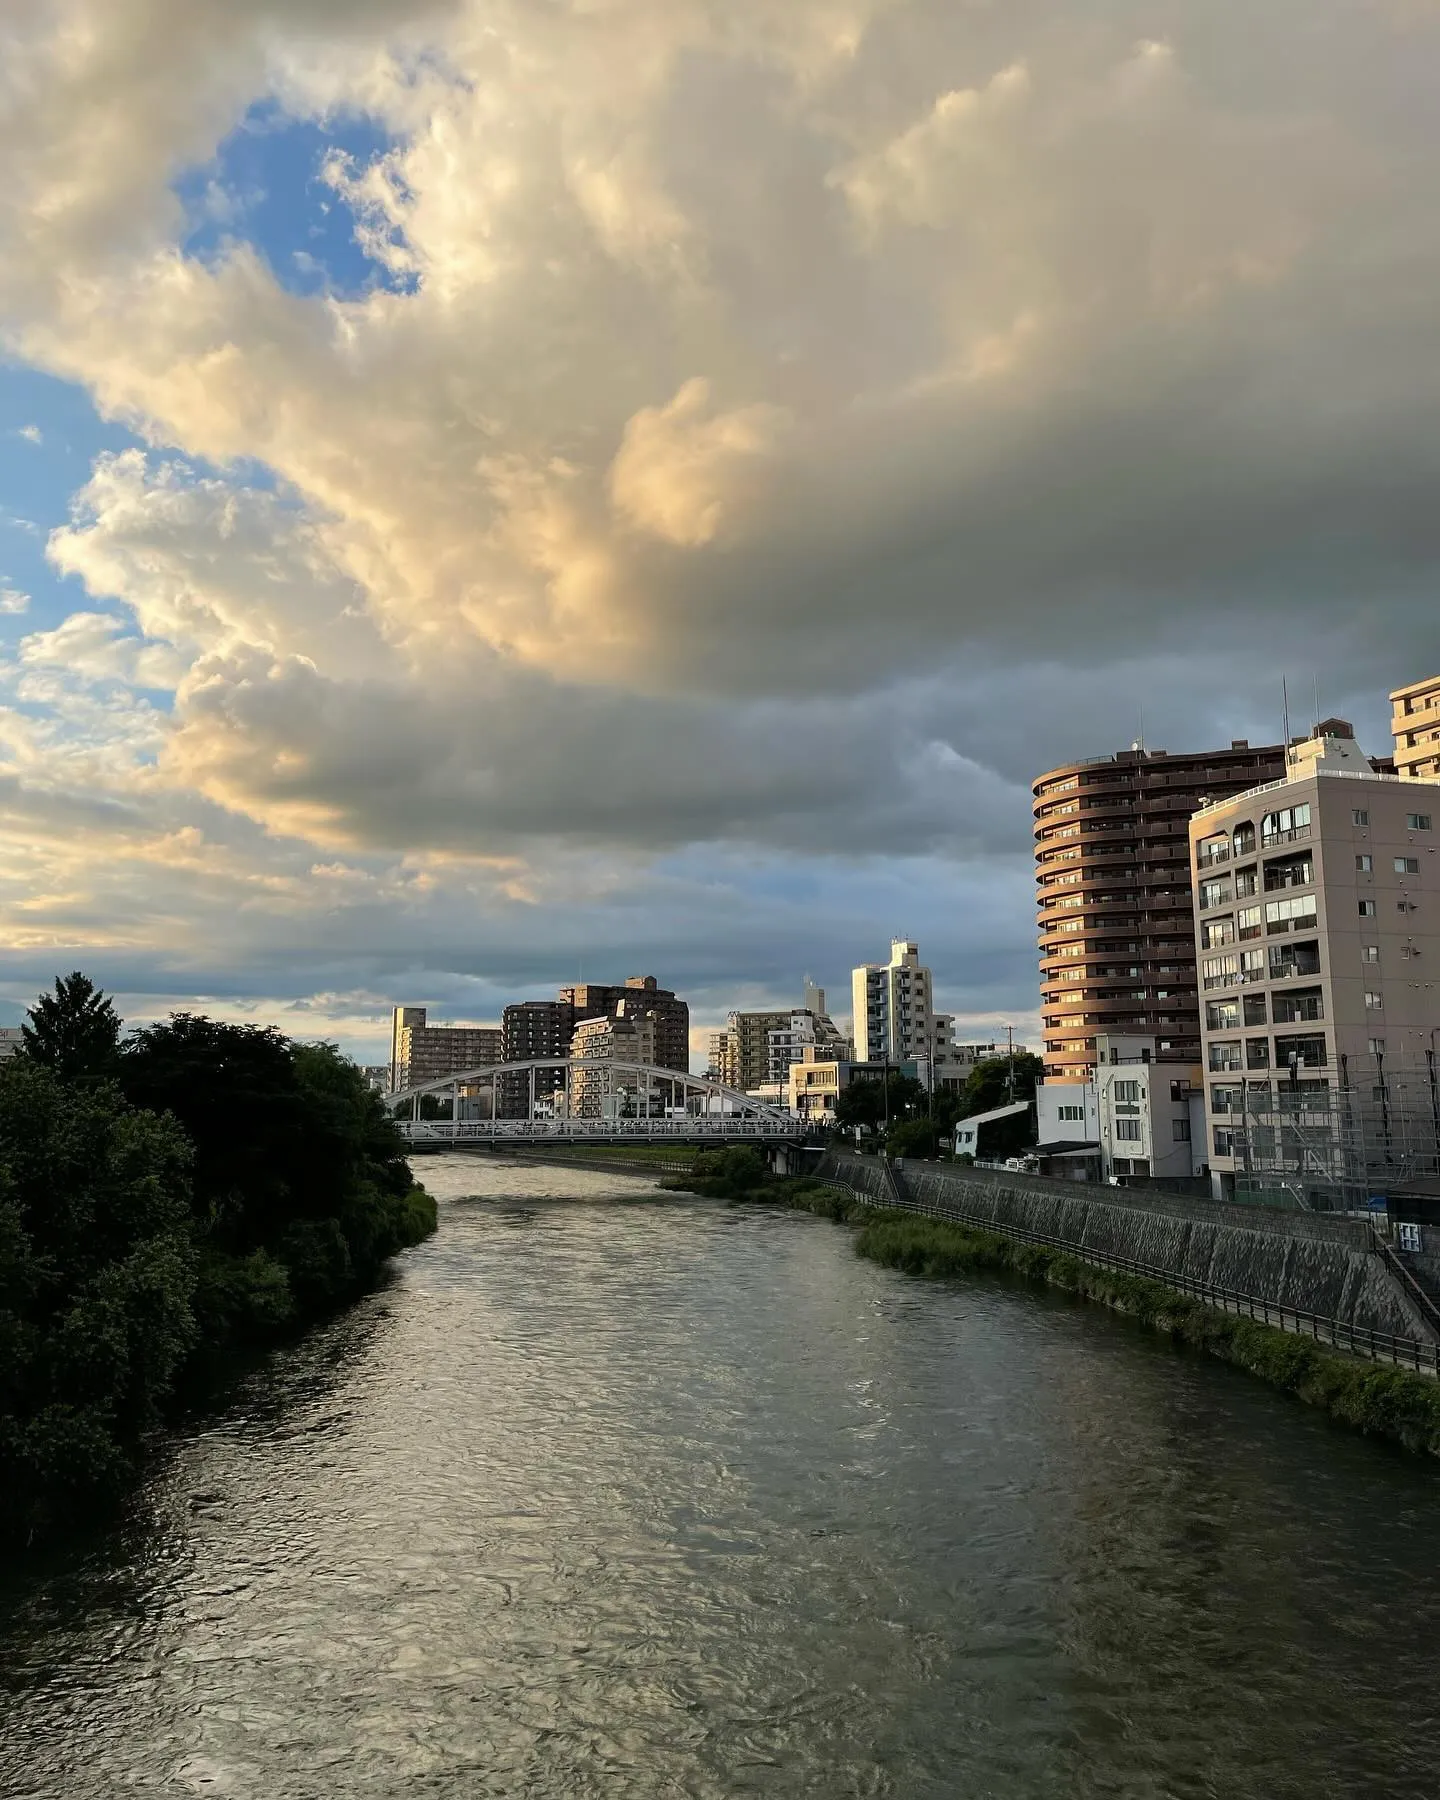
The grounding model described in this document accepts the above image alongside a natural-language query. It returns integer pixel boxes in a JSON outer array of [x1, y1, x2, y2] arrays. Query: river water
[[3, 1156, 1440, 1799]]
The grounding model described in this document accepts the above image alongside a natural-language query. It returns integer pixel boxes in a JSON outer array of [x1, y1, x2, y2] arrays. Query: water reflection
[[2, 1152, 1438, 1799]]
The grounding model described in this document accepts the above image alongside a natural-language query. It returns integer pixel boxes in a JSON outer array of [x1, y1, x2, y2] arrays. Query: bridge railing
[[398, 1116, 799, 1142]]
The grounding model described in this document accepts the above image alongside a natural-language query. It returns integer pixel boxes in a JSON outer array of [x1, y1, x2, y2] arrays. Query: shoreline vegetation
[[661, 1151, 1440, 1457], [1, 974, 436, 1549]]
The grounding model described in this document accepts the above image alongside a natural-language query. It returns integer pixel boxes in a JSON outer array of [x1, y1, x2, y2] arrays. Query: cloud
[[0, 589, 29, 614], [0, 0, 1437, 1049], [14, 425, 42, 445], [19, 611, 191, 691]]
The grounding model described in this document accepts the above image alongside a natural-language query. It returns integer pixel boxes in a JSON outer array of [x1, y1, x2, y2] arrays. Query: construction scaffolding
[[1232, 1052, 1440, 1210]]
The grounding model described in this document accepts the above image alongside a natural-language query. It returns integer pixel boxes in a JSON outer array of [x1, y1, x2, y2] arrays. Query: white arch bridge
[[384, 1057, 801, 1145]]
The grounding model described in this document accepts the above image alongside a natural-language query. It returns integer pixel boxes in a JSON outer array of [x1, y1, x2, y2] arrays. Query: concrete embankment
[[820, 1153, 1438, 1347]]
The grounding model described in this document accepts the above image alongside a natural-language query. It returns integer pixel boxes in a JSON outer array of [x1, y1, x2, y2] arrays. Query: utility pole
[[1007, 1024, 1015, 1104]]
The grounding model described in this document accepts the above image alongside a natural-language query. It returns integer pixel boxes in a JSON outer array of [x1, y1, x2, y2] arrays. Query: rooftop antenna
[[1313, 671, 1321, 734], [1282, 676, 1291, 763]]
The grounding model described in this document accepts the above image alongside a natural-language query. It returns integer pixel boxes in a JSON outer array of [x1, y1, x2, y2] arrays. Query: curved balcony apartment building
[[1035, 741, 1286, 1082]]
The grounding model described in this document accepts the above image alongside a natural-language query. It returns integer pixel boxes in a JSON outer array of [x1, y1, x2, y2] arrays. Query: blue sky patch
[[175, 102, 415, 299]]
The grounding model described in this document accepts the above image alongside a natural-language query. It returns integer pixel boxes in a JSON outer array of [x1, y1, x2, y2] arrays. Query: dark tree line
[[832, 1054, 1046, 1159], [1, 974, 436, 1544]]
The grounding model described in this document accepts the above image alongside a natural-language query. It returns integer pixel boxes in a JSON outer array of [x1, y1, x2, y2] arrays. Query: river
[[2, 1155, 1439, 1798]]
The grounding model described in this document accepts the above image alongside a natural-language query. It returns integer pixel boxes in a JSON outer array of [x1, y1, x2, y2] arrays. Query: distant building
[[1033, 738, 1287, 1085], [1390, 672, 1440, 781], [390, 1006, 503, 1092], [558, 977, 689, 1074], [0, 1027, 23, 1062], [360, 1065, 391, 1094], [1035, 1036, 1203, 1183], [708, 985, 850, 1093], [569, 1008, 657, 1119], [850, 939, 956, 1086], [497, 975, 690, 1116]]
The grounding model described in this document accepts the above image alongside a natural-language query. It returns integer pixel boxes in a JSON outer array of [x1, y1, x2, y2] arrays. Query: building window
[[1356, 854, 1373, 872], [1206, 999, 1240, 1030], [1208, 1041, 1242, 1072], [1275, 1033, 1327, 1069], [1365, 991, 1384, 1009], [1113, 1118, 1143, 1142], [1396, 857, 1421, 874], [1203, 954, 1240, 990], [1202, 917, 1235, 948], [1243, 993, 1267, 1026], [1232, 823, 1256, 855], [1268, 940, 1320, 979], [1173, 1118, 1191, 1141], [1368, 1037, 1386, 1055], [1359, 900, 1377, 917], [1112, 1079, 1141, 1102], [1406, 813, 1432, 830], [1402, 945, 1422, 959], [1197, 833, 1230, 868], [1273, 987, 1323, 1025], [1261, 803, 1311, 845], [1235, 868, 1258, 898], [1246, 1038, 1271, 1069], [1362, 945, 1379, 963], [1237, 905, 1262, 940], [1210, 1084, 1242, 1114], [1353, 808, 1369, 826], [1241, 948, 1266, 981], [1264, 895, 1317, 934], [1264, 854, 1314, 892], [1213, 1126, 1234, 1157], [1057, 1104, 1086, 1121], [1199, 878, 1231, 910]]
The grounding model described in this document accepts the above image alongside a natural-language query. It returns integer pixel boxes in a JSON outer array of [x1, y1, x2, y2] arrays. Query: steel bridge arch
[[383, 1056, 796, 1143]]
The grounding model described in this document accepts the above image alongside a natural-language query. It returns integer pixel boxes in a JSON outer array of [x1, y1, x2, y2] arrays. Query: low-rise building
[[787, 1050, 921, 1126], [1034, 1035, 1204, 1182]]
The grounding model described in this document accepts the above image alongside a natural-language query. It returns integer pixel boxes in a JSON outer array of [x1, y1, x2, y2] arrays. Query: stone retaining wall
[[820, 1154, 1437, 1344]]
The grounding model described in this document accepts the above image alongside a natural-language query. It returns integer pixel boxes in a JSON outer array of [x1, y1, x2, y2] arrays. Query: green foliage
[[833, 1072, 927, 1132], [885, 1117, 942, 1159], [20, 972, 122, 1084], [0, 1061, 197, 1537], [958, 1053, 1045, 1118], [2, 982, 438, 1545]]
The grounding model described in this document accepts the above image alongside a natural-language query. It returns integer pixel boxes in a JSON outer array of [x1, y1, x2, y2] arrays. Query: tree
[[120, 1018, 432, 1330], [958, 1053, 1045, 1119], [886, 1116, 942, 1159], [834, 1072, 927, 1133], [0, 1059, 196, 1540], [21, 971, 122, 1084]]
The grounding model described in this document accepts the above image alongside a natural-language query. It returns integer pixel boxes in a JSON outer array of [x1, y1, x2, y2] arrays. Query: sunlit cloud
[[0, 0, 1436, 1052]]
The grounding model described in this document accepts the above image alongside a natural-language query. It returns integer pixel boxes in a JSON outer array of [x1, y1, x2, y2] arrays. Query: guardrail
[[818, 1172, 1440, 1377], [399, 1116, 800, 1142]]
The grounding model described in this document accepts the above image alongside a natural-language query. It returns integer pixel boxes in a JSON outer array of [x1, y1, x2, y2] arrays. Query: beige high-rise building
[[850, 939, 956, 1084], [1391, 672, 1440, 780], [569, 1009, 657, 1118], [1189, 718, 1440, 1205]]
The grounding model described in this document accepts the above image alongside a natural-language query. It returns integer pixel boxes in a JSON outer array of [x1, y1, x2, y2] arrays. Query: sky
[[2, 0, 1439, 1066]]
